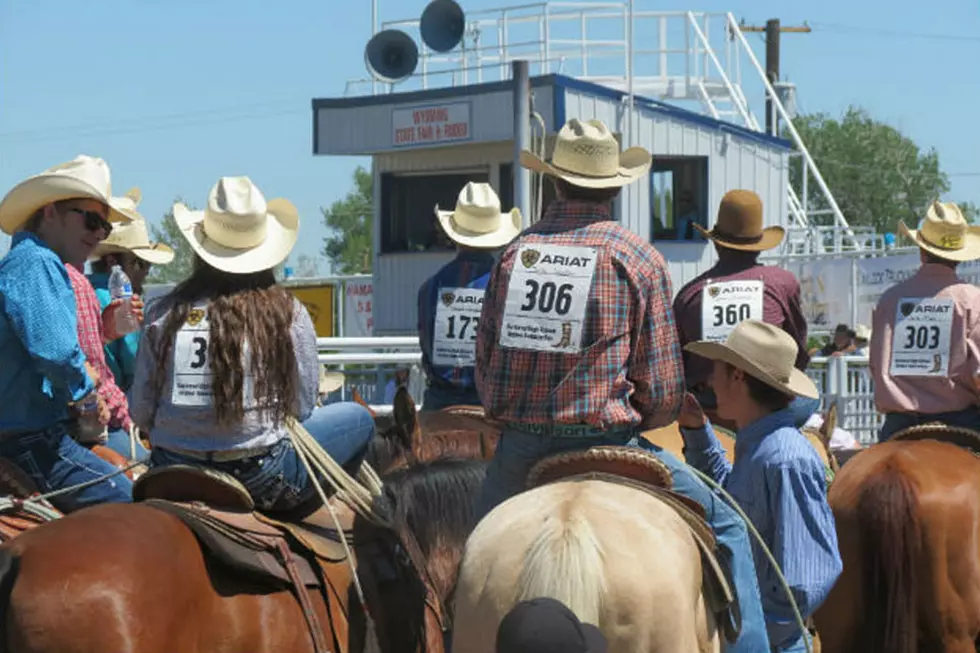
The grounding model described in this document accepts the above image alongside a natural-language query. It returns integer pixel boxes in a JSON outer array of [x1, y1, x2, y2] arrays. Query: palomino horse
[[813, 423, 980, 653]]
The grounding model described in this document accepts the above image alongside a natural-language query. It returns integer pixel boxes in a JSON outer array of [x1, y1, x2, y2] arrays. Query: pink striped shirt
[[870, 263, 980, 414]]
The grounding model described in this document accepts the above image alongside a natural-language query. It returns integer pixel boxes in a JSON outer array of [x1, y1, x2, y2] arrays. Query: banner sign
[[344, 280, 374, 337], [392, 102, 471, 147]]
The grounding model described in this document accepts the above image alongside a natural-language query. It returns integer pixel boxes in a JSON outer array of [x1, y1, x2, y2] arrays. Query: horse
[[812, 423, 980, 653]]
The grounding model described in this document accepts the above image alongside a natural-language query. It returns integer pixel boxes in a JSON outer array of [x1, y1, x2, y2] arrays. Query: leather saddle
[[889, 423, 980, 456], [526, 446, 741, 644], [132, 464, 361, 653]]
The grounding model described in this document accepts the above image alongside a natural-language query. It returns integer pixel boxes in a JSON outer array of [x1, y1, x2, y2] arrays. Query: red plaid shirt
[[475, 200, 684, 429], [67, 264, 132, 430]]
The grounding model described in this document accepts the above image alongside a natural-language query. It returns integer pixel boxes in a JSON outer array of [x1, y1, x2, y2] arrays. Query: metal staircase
[[345, 2, 864, 254]]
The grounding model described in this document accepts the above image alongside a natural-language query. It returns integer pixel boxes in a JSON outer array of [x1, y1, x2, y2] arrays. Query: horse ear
[[393, 387, 418, 435]]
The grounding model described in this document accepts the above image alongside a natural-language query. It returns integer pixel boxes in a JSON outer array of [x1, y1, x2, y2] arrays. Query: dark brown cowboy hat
[[694, 189, 785, 252]]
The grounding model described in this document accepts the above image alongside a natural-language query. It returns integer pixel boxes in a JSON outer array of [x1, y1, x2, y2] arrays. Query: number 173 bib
[[498, 244, 598, 354]]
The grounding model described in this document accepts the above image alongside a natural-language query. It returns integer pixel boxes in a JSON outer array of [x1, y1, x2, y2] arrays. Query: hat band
[[711, 228, 763, 245], [549, 160, 621, 180], [920, 231, 964, 251]]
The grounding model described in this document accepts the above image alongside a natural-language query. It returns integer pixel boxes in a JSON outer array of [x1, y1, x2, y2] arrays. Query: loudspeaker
[[420, 0, 465, 53], [364, 29, 419, 84]]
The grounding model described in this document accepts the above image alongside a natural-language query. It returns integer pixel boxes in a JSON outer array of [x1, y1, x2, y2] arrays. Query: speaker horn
[[420, 0, 465, 53], [365, 29, 419, 84]]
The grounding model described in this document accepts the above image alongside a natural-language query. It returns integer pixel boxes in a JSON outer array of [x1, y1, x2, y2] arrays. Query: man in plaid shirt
[[474, 118, 685, 517]]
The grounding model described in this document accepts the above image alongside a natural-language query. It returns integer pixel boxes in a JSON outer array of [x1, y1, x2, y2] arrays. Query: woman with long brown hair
[[129, 176, 375, 512]]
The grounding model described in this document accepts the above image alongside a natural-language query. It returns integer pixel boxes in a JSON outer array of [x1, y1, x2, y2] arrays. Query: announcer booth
[[312, 72, 794, 335]]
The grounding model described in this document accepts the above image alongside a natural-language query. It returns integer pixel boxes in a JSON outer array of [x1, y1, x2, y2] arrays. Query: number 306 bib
[[701, 280, 764, 343], [432, 287, 484, 367], [889, 297, 954, 377], [498, 244, 598, 354], [172, 308, 213, 406]]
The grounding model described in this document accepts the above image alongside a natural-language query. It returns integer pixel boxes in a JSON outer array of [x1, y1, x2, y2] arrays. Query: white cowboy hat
[[174, 176, 299, 275], [0, 155, 135, 235], [319, 367, 345, 395], [519, 118, 652, 189], [435, 182, 522, 249], [90, 189, 175, 265], [899, 201, 980, 262], [853, 324, 872, 341], [685, 320, 818, 400]]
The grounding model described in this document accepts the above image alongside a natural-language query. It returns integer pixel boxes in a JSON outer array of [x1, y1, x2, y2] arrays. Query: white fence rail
[[317, 338, 881, 439]]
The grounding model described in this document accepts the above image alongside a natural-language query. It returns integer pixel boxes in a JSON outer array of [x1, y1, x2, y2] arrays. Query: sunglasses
[[70, 209, 113, 236]]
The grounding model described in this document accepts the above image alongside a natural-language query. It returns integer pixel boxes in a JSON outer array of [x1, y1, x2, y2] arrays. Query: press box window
[[380, 170, 490, 254], [651, 157, 709, 242]]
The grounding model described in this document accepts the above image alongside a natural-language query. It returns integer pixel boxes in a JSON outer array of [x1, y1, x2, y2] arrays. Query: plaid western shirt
[[67, 264, 132, 431], [475, 200, 684, 429], [417, 250, 496, 391], [673, 261, 809, 390]]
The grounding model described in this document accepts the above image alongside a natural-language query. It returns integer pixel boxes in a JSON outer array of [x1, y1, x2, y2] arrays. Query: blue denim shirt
[[417, 250, 496, 391], [0, 232, 94, 432], [680, 408, 842, 649], [87, 271, 139, 392]]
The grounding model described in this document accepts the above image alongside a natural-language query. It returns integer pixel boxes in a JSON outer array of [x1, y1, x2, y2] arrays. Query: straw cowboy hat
[[0, 155, 135, 235], [174, 176, 299, 275], [899, 201, 980, 262], [694, 189, 784, 252], [90, 189, 175, 265], [685, 319, 818, 399], [319, 368, 345, 395], [853, 324, 872, 341], [435, 182, 522, 249], [520, 118, 652, 189]]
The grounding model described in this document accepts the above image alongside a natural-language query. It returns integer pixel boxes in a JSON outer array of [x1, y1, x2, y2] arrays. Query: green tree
[[321, 166, 372, 274], [959, 201, 980, 223], [147, 199, 196, 284], [789, 107, 949, 234]]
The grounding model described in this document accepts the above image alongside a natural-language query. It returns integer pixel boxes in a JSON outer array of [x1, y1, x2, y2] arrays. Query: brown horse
[[813, 424, 980, 653]]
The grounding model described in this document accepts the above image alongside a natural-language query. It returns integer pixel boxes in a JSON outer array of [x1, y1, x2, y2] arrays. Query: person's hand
[[95, 394, 110, 426], [84, 362, 101, 387], [131, 294, 145, 326], [677, 392, 707, 429], [102, 298, 141, 342]]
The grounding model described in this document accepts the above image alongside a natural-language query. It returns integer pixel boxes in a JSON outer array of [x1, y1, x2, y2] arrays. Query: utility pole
[[739, 19, 811, 135]]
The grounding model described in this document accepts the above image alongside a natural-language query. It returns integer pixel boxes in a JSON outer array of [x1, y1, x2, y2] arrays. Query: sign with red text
[[392, 102, 472, 148], [344, 280, 374, 337]]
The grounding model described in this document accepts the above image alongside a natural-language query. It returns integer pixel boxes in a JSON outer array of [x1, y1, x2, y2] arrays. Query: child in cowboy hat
[[678, 320, 842, 653], [129, 176, 376, 513], [673, 189, 813, 433], [418, 182, 521, 412], [870, 201, 980, 440], [0, 155, 136, 511]]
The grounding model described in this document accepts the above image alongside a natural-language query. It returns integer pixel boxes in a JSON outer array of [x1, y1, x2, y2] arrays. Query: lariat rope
[[0, 496, 62, 522]]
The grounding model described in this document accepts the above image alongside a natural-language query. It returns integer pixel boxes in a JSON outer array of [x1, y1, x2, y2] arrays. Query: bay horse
[[813, 424, 980, 653]]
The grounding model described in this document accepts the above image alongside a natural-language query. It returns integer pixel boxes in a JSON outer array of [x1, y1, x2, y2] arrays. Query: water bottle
[[108, 265, 139, 336]]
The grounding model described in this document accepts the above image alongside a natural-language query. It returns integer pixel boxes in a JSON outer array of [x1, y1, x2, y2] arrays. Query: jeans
[[0, 424, 133, 513], [475, 426, 634, 522], [105, 427, 151, 461], [628, 438, 770, 653], [149, 402, 376, 513], [421, 383, 482, 413], [774, 630, 812, 652], [879, 406, 980, 442]]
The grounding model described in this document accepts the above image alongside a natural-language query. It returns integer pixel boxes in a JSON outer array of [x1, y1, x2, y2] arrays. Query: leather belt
[[157, 445, 273, 463]]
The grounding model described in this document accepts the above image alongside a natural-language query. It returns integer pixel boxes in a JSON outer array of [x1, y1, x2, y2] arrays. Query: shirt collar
[[11, 231, 52, 252], [454, 249, 495, 263], [735, 405, 798, 449], [542, 200, 614, 223], [87, 270, 110, 287], [917, 262, 959, 279]]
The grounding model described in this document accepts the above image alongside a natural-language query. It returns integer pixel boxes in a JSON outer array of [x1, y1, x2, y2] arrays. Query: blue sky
[[1, 0, 977, 267]]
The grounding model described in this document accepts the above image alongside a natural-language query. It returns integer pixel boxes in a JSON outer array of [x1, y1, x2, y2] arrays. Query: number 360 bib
[[498, 244, 598, 354], [701, 280, 764, 343]]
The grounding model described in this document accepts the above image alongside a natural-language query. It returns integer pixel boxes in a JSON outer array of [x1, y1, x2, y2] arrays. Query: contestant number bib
[[499, 244, 598, 354], [889, 297, 954, 377], [432, 287, 484, 367], [701, 280, 764, 343], [172, 309, 213, 406]]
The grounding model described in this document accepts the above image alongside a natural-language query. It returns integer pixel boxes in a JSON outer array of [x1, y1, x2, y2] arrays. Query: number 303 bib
[[889, 297, 954, 377], [498, 244, 598, 354]]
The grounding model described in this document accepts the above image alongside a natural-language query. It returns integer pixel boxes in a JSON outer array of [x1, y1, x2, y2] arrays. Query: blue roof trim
[[550, 74, 793, 151]]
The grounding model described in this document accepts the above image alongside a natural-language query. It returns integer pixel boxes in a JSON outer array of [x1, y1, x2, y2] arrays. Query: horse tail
[[855, 461, 926, 653], [513, 513, 605, 625], [0, 549, 19, 653]]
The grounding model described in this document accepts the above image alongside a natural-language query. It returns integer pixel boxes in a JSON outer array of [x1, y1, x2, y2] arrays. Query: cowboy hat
[[90, 189, 175, 265], [899, 201, 980, 262], [520, 118, 651, 189], [0, 155, 135, 235], [435, 182, 521, 249], [319, 367, 345, 395], [853, 324, 872, 341], [694, 189, 784, 252], [684, 320, 818, 399], [174, 176, 299, 275]]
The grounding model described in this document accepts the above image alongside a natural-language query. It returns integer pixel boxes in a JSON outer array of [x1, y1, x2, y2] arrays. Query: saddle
[[889, 423, 980, 456], [526, 446, 741, 644], [132, 464, 365, 653]]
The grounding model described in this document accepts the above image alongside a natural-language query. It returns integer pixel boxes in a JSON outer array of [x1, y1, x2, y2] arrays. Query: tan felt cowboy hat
[[319, 367, 345, 395], [694, 189, 784, 252], [91, 189, 175, 265], [520, 118, 652, 189], [899, 201, 980, 263], [685, 319, 818, 399], [0, 155, 135, 235], [435, 182, 522, 249], [174, 176, 299, 275]]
